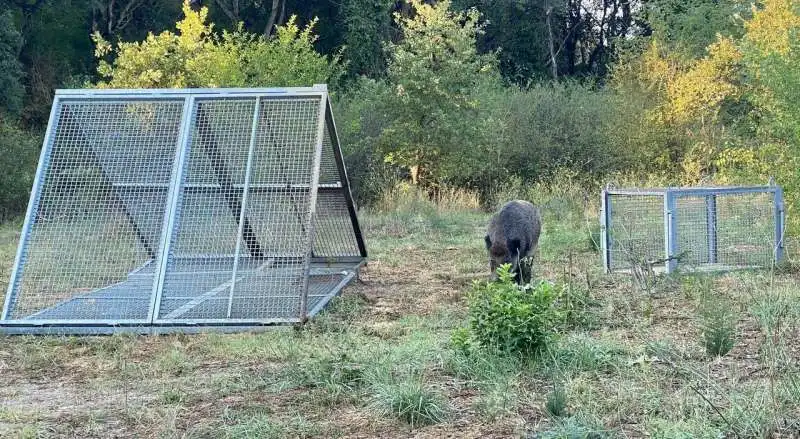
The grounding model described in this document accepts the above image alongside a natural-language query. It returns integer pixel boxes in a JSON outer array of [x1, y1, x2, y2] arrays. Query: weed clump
[[464, 264, 563, 356], [698, 297, 737, 357], [545, 384, 568, 418], [369, 380, 449, 427]]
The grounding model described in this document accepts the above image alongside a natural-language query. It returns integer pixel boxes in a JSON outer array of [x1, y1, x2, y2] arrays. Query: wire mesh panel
[[602, 186, 785, 274], [673, 195, 712, 266], [674, 191, 777, 269], [2, 85, 367, 334], [3, 98, 187, 322], [312, 113, 365, 259], [155, 97, 258, 321], [156, 96, 325, 323], [604, 193, 666, 271], [233, 97, 324, 321]]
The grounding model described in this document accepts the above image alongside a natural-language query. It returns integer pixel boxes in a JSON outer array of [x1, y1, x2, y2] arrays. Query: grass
[[0, 186, 799, 437], [369, 379, 450, 427]]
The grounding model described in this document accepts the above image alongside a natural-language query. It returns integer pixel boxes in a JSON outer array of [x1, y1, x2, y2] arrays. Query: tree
[[0, 10, 24, 116], [92, 0, 342, 89], [91, 0, 149, 37], [340, 0, 393, 78], [644, 0, 746, 58], [378, 0, 499, 187]]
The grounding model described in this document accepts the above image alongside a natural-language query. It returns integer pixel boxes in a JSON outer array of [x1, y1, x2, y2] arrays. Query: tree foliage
[[378, 0, 499, 187], [644, 0, 746, 57], [0, 118, 39, 221], [0, 10, 25, 116], [340, 0, 393, 79], [92, 1, 341, 89]]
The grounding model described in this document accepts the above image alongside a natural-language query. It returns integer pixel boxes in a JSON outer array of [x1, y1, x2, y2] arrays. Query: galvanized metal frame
[[600, 189, 611, 274], [601, 184, 786, 274], [1, 97, 62, 320], [1, 85, 367, 334], [325, 97, 368, 258], [297, 85, 329, 321], [149, 96, 197, 323], [664, 189, 678, 273], [773, 185, 786, 263]]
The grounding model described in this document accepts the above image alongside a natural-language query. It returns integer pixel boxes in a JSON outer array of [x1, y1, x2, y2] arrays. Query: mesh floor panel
[[20, 258, 356, 321]]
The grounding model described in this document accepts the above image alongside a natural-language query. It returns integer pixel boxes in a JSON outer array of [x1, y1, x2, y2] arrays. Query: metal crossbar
[[601, 184, 785, 274], [1, 85, 367, 335]]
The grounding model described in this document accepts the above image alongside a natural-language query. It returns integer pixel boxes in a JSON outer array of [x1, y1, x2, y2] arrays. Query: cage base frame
[[610, 263, 768, 276], [0, 260, 363, 335]]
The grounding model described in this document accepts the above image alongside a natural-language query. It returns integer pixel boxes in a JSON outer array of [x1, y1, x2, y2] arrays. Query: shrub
[[92, 2, 341, 90], [0, 119, 40, 221], [502, 81, 623, 180], [466, 264, 562, 356]]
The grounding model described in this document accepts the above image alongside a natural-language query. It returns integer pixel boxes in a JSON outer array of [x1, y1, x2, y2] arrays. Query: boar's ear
[[484, 235, 492, 249]]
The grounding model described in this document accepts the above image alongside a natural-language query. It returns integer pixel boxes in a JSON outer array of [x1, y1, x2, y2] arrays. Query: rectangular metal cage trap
[[0, 85, 367, 335], [601, 184, 786, 274]]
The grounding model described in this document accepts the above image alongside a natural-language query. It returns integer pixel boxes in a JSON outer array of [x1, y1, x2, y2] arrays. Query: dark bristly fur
[[485, 200, 542, 284]]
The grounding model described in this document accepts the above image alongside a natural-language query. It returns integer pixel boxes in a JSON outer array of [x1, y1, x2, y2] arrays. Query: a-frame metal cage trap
[[600, 184, 785, 275], [1, 85, 367, 335]]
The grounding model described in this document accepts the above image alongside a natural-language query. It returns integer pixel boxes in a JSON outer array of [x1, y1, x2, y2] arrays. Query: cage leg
[[601, 190, 611, 273], [774, 187, 785, 263], [664, 190, 678, 273], [705, 195, 718, 264]]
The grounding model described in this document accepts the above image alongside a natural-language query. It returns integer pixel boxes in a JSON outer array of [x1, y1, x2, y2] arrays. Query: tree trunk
[[278, 0, 286, 27], [546, 6, 558, 79], [563, 0, 581, 75], [264, 0, 285, 36], [213, 0, 240, 24]]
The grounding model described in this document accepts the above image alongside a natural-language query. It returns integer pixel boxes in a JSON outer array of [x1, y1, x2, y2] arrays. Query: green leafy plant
[[466, 264, 561, 356], [449, 326, 474, 355]]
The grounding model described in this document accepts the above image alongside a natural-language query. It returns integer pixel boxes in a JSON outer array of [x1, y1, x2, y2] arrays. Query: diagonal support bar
[[324, 98, 368, 258], [195, 105, 265, 259], [228, 97, 262, 318]]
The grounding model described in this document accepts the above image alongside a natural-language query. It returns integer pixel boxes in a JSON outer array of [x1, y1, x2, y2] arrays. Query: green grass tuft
[[698, 298, 737, 358], [369, 379, 450, 427], [545, 384, 569, 418]]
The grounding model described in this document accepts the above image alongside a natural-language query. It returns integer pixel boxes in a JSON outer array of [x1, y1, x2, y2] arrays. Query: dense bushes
[[336, 79, 625, 208], [0, 119, 40, 221]]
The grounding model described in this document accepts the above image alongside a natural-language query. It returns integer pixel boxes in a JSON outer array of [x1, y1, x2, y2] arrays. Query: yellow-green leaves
[[666, 37, 742, 125], [92, 1, 340, 90], [745, 0, 800, 56]]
